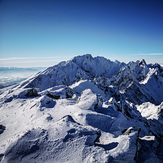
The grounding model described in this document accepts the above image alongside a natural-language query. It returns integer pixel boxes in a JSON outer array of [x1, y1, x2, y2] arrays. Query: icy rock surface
[[0, 54, 163, 162]]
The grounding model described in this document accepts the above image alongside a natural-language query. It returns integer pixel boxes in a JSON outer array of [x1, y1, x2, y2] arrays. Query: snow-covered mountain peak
[[18, 54, 125, 90], [110, 60, 149, 90], [72, 54, 124, 77]]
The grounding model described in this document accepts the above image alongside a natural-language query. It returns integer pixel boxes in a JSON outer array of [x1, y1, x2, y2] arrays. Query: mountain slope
[[0, 54, 163, 163]]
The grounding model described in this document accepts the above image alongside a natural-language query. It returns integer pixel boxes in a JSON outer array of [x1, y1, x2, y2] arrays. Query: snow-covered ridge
[[110, 59, 163, 105], [19, 54, 125, 90], [0, 54, 163, 162]]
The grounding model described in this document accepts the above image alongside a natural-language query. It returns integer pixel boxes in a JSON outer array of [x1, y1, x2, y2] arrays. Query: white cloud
[[135, 53, 163, 56]]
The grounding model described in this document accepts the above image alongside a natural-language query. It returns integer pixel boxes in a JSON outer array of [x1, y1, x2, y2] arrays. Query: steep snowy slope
[[0, 54, 163, 162]]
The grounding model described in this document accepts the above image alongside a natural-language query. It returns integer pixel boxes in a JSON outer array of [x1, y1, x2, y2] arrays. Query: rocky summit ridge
[[0, 54, 163, 163]]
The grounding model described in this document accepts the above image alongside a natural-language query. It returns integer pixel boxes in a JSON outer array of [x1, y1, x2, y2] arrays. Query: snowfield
[[0, 54, 163, 162]]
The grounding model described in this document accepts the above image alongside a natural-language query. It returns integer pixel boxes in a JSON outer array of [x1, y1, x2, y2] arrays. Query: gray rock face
[[25, 88, 38, 97], [0, 125, 5, 135]]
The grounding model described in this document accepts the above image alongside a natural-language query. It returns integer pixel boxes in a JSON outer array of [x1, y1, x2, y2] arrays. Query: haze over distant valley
[[0, 67, 46, 88]]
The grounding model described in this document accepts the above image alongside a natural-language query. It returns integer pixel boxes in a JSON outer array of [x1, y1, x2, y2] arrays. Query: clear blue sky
[[0, 0, 163, 67]]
